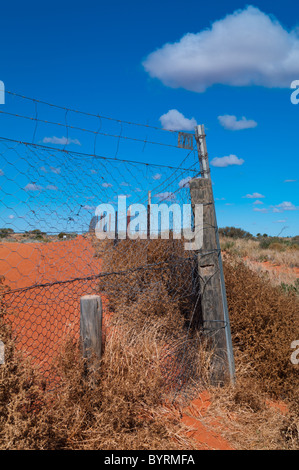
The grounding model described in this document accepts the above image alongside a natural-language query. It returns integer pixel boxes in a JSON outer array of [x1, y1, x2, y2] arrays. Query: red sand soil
[[243, 257, 299, 279], [0, 236, 234, 450], [180, 391, 233, 450], [0, 236, 106, 373]]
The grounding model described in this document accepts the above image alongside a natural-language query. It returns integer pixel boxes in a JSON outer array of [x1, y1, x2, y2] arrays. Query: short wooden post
[[80, 295, 102, 370]]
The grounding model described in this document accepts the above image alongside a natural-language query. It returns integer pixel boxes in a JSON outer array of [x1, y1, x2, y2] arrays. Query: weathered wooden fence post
[[190, 124, 235, 386], [80, 294, 102, 372]]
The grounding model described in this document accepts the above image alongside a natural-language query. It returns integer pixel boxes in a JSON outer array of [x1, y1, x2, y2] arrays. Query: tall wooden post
[[191, 125, 235, 385]]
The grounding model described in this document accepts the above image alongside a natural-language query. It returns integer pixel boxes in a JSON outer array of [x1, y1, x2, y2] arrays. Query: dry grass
[[203, 374, 298, 450], [220, 236, 299, 269], [204, 255, 299, 450], [1, 237, 298, 450], [0, 314, 197, 450], [0, 265, 203, 450], [223, 255, 299, 401]]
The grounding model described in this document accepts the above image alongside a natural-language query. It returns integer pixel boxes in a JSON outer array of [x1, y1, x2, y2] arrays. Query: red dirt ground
[[243, 257, 299, 280], [0, 236, 234, 450], [181, 391, 233, 450], [0, 236, 104, 372]]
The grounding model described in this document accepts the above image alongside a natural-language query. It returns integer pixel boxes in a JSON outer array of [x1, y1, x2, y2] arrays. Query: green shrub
[[219, 227, 253, 239]]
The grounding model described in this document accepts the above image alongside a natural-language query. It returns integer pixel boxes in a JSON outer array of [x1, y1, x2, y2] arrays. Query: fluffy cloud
[[143, 6, 299, 92], [40, 166, 61, 174], [210, 155, 244, 167], [271, 201, 298, 212], [154, 192, 176, 202], [24, 183, 59, 192], [253, 207, 268, 213], [218, 115, 257, 131], [243, 192, 265, 199], [159, 109, 197, 131], [43, 136, 81, 146], [178, 176, 192, 188], [24, 183, 43, 192], [50, 166, 61, 175]]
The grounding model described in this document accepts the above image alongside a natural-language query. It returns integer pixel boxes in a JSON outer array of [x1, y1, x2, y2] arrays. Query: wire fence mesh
[[0, 92, 216, 399]]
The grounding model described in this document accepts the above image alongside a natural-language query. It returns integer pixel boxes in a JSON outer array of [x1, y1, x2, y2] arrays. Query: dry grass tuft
[[203, 255, 299, 450], [223, 255, 299, 401], [0, 316, 196, 449], [0, 269, 201, 450]]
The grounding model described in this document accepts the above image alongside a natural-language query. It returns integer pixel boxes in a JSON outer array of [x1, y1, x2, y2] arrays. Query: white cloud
[[0, 169, 4, 176], [284, 179, 297, 183], [102, 182, 112, 188], [159, 109, 197, 131], [153, 173, 162, 180], [253, 207, 268, 213], [154, 191, 176, 202], [143, 6, 299, 92], [43, 136, 81, 146], [24, 182, 60, 192], [50, 166, 61, 175], [24, 183, 43, 192], [210, 155, 244, 167], [8, 215, 14, 219], [273, 219, 287, 223], [40, 166, 61, 174], [218, 115, 257, 131], [243, 192, 265, 199], [271, 201, 298, 212], [253, 200, 264, 205], [179, 176, 192, 188]]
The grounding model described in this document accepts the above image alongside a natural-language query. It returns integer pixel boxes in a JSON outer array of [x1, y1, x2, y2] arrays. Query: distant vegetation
[[219, 227, 299, 292], [218, 226, 253, 239], [24, 229, 47, 240], [0, 228, 78, 242], [0, 228, 14, 238], [219, 226, 299, 250]]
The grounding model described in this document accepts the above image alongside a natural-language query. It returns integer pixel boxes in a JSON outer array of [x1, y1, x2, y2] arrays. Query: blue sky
[[0, 0, 298, 236]]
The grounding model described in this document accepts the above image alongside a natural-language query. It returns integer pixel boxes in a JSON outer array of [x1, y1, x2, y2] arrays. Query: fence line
[[0, 91, 234, 399]]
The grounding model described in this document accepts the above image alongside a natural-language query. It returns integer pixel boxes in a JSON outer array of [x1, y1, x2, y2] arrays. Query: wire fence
[[0, 92, 216, 399]]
